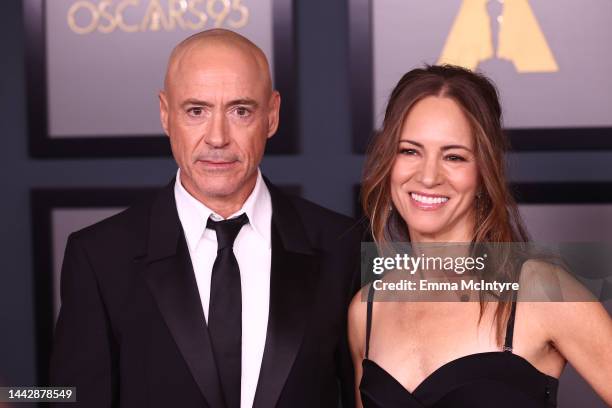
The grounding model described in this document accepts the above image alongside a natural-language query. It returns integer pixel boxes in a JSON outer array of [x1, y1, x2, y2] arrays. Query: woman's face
[[390, 96, 479, 242]]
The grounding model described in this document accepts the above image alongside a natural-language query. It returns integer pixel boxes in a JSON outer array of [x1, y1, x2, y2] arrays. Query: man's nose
[[204, 112, 230, 148], [416, 155, 443, 187]]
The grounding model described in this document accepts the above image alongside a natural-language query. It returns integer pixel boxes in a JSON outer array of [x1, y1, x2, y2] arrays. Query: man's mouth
[[197, 159, 238, 170]]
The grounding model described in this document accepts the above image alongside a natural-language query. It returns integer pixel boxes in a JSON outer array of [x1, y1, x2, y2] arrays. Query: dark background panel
[[30, 188, 158, 387]]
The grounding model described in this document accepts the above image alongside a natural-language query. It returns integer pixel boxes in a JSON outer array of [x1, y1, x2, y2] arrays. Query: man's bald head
[[163, 29, 272, 95]]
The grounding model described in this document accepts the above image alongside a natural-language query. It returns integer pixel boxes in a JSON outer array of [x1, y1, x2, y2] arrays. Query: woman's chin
[[407, 225, 446, 241]]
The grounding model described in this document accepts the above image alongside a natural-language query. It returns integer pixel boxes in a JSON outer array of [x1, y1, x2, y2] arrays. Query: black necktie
[[206, 213, 248, 408]]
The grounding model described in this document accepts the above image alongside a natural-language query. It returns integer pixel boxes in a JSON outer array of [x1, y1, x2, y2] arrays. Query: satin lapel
[[141, 182, 226, 408], [253, 181, 319, 408]]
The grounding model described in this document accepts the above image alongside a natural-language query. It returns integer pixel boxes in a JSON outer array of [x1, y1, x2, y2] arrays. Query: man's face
[[160, 45, 280, 208]]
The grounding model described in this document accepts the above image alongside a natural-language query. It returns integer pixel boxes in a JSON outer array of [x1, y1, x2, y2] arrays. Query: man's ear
[[267, 90, 281, 139], [159, 90, 170, 137]]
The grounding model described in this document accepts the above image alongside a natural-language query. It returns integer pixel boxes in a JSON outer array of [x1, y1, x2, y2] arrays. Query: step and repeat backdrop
[[24, 1, 611, 406]]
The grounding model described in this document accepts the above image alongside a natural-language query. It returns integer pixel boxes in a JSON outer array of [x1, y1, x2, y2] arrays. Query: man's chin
[[199, 185, 240, 199], [187, 171, 257, 204], [196, 180, 251, 200]]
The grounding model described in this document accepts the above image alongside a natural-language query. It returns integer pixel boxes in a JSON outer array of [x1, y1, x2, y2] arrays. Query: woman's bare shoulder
[[518, 258, 596, 302]]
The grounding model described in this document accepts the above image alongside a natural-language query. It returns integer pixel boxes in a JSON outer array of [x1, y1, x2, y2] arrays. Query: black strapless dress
[[359, 286, 559, 407]]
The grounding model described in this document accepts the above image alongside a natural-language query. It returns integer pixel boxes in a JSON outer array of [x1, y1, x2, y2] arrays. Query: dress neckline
[[362, 351, 559, 397]]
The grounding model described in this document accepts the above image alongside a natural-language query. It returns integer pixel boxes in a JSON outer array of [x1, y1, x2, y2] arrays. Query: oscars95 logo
[[67, 0, 250, 34]]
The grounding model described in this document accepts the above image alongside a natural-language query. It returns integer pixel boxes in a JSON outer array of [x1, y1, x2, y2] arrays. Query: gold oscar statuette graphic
[[438, 0, 558, 73], [67, 0, 250, 34]]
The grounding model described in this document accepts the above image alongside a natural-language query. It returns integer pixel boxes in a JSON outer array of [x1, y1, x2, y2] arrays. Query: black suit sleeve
[[336, 231, 363, 408], [49, 234, 117, 407]]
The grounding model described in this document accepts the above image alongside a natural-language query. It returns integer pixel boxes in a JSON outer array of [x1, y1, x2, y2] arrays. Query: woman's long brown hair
[[361, 65, 529, 343]]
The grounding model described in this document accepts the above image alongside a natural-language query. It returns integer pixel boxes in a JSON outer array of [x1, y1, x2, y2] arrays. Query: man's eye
[[188, 107, 203, 116], [234, 107, 251, 117]]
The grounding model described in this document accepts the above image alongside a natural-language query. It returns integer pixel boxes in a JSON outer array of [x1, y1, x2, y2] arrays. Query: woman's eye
[[445, 154, 467, 162], [399, 148, 418, 155]]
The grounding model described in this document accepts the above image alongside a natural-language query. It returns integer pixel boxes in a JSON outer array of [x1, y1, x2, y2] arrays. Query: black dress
[[359, 285, 559, 407]]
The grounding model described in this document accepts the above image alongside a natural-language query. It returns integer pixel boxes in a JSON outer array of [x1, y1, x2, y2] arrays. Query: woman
[[348, 65, 612, 407]]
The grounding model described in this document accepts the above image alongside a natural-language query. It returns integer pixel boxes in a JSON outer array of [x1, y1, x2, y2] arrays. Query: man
[[50, 29, 361, 408]]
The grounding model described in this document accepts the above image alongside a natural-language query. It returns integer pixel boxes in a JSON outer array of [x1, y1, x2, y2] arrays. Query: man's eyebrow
[[180, 98, 259, 109], [181, 99, 213, 108], [399, 139, 472, 152], [227, 98, 259, 108]]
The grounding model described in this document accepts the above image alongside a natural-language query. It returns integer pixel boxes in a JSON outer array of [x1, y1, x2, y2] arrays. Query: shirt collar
[[174, 168, 272, 251]]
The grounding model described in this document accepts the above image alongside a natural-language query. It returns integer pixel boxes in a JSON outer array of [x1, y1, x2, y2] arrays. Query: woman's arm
[[521, 259, 612, 404], [539, 300, 612, 404]]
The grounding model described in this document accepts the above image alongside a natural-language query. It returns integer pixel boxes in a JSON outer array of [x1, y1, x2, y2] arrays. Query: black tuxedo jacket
[[49, 178, 362, 408]]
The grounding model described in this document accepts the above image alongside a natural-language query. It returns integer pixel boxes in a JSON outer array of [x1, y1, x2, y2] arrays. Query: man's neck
[[203, 199, 247, 219]]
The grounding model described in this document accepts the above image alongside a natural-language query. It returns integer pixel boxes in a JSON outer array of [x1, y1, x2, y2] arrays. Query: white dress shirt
[[174, 168, 272, 408]]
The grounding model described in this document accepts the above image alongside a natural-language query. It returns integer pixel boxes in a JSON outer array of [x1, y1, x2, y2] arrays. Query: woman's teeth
[[411, 193, 449, 204]]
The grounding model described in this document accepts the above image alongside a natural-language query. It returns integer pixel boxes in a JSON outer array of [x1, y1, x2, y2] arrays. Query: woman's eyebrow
[[399, 139, 472, 152]]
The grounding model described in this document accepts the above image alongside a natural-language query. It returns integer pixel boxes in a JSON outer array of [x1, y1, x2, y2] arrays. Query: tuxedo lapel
[[141, 182, 226, 408], [253, 182, 319, 408]]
